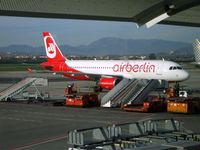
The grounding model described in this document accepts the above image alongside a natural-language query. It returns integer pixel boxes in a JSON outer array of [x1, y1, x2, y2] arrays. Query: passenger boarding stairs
[[101, 78, 130, 107], [0, 77, 41, 101], [101, 79, 159, 107], [122, 79, 159, 105]]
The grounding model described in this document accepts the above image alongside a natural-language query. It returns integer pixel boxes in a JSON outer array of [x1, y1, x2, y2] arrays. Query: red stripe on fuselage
[[40, 61, 91, 80]]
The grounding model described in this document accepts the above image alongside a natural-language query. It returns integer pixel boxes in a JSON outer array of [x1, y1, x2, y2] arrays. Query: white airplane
[[193, 39, 200, 65], [40, 32, 189, 90]]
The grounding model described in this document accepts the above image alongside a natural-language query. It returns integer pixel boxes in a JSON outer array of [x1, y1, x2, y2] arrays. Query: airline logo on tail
[[44, 35, 56, 58], [43, 32, 66, 62]]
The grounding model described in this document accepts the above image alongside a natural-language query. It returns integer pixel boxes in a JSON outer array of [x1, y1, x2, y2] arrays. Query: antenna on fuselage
[[141, 56, 146, 60]]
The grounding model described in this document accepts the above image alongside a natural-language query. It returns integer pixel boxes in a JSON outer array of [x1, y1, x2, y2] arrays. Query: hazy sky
[[0, 16, 200, 47]]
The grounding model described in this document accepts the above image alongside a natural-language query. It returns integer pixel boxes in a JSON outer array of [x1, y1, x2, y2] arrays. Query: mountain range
[[0, 37, 193, 56]]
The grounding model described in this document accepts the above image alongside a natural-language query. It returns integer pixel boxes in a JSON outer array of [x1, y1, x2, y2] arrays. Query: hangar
[[0, 0, 200, 27]]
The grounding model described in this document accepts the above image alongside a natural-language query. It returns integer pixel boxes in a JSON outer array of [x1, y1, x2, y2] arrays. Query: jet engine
[[98, 77, 120, 90]]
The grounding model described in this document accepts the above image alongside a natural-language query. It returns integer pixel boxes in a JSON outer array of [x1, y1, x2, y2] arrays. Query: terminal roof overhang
[[0, 0, 200, 27]]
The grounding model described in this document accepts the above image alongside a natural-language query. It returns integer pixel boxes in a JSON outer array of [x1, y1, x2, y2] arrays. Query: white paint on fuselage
[[66, 60, 189, 82]]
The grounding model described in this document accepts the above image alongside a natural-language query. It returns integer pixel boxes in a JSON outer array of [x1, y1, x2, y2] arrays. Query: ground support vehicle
[[65, 93, 100, 107], [167, 97, 200, 114], [123, 96, 166, 112]]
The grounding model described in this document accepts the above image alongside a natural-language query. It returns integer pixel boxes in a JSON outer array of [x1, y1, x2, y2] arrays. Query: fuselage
[[64, 59, 189, 82], [41, 32, 189, 82]]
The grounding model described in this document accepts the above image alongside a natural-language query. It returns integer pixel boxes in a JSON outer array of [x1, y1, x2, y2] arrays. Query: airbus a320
[[40, 32, 189, 90]]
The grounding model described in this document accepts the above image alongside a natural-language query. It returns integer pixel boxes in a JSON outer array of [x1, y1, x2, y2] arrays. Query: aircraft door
[[156, 66, 163, 75]]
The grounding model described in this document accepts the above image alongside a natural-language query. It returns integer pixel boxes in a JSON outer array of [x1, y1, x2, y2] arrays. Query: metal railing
[[67, 118, 200, 150]]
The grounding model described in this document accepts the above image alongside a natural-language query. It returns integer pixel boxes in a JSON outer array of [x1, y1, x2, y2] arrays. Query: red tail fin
[[43, 32, 66, 62]]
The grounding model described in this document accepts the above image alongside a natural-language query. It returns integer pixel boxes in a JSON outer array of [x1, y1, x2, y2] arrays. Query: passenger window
[[169, 67, 173, 70], [173, 67, 177, 70]]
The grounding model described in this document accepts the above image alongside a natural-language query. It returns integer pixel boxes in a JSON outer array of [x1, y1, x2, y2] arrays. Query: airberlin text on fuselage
[[112, 63, 155, 73]]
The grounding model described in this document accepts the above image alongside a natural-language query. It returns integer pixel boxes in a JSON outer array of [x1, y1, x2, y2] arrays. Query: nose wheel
[[174, 82, 180, 97]]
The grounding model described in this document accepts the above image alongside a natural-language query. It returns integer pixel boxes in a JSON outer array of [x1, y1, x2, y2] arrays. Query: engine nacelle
[[98, 77, 120, 90]]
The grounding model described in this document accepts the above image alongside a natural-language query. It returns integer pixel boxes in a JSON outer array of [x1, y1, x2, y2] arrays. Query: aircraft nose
[[182, 70, 190, 81]]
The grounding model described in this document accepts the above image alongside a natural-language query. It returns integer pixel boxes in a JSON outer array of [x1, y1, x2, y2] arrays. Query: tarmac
[[0, 63, 200, 150], [1, 103, 200, 150]]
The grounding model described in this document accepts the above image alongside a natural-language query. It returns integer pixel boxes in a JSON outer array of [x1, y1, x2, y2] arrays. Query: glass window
[[177, 66, 182, 70]]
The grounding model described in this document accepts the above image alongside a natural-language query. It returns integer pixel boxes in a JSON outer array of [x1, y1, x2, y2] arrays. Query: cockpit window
[[177, 66, 182, 70], [169, 66, 183, 70], [173, 67, 177, 70]]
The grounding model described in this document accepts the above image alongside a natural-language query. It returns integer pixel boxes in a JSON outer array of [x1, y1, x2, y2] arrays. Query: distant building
[[193, 39, 200, 64]]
